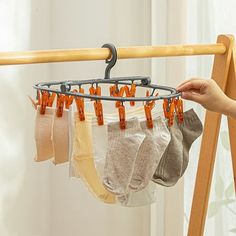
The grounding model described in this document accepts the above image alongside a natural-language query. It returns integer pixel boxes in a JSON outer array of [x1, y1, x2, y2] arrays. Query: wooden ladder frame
[[188, 34, 236, 236]]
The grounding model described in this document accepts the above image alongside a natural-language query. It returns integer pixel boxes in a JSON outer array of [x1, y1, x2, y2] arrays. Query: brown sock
[[103, 118, 145, 195]]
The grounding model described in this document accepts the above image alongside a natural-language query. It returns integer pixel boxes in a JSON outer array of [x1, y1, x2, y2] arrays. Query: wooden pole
[[226, 48, 236, 191], [188, 34, 234, 236], [0, 44, 226, 65]]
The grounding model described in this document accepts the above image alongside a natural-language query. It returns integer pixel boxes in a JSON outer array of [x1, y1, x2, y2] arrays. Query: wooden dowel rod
[[0, 43, 226, 65]]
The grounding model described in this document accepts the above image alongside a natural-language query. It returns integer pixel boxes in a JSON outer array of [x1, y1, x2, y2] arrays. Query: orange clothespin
[[144, 90, 155, 129], [40, 91, 49, 115], [94, 100, 104, 125], [124, 84, 136, 106], [110, 84, 119, 97], [56, 94, 65, 117], [47, 92, 56, 107], [75, 88, 85, 121], [28, 90, 41, 110], [118, 103, 126, 129], [93, 85, 104, 125], [163, 99, 169, 119], [144, 104, 153, 129], [89, 84, 96, 100], [115, 86, 125, 108], [64, 94, 74, 109], [168, 99, 175, 127], [163, 98, 175, 127], [174, 98, 184, 124]]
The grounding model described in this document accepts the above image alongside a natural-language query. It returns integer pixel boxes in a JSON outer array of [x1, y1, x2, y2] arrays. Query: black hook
[[102, 43, 117, 79]]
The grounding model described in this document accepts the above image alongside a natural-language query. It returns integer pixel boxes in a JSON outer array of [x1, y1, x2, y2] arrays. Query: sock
[[152, 109, 203, 186], [34, 107, 54, 161], [52, 109, 69, 165], [102, 118, 146, 195], [178, 109, 203, 176], [72, 113, 116, 204], [117, 182, 158, 207], [68, 106, 76, 177], [152, 116, 183, 187], [91, 119, 108, 178], [129, 117, 171, 191]]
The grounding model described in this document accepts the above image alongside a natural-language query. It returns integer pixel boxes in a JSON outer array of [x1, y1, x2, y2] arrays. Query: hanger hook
[[102, 43, 117, 79]]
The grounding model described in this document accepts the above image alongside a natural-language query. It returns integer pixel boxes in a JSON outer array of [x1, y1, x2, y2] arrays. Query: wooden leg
[[228, 117, 236, 191], [226, 48, 236, 192], [188, 35, 234, 236]]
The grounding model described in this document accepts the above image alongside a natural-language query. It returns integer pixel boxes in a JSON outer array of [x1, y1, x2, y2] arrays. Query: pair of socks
[[91, 110, 162, 206], [69, 105, 146, 177], [102, 117, 171, 197], [71, 112, 116, 204], [152, 109, 203, 186], [34, 106, 69, 164]]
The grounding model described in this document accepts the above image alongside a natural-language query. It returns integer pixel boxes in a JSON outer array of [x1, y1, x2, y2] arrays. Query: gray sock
[[152, 109, 203, 186], [152, 117, 183, 186], [103, 118, 145, 195], [129, 117, 170, 191], [178, 109, 203, 176]]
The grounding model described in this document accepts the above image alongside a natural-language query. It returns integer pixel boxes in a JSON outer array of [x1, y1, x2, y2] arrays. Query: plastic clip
[[89, 84, 96, 100], [118, 103, 126, 129], [56, 94, 65, 117], [163, 98, 175, 127], [75, 88, 85, 121], [64, 93, 74, 109], [144, 104, 153, 129], [94, 100, 104, 125], [40, 91, 49, 115], [174, 98, 184, 124], [115, 86, 125, 108], [47, 92, 56, 107], [124, 84, 136, 106], [28, 89, 41, 110], [144, 91, 155, 129], [93, 85, 104, 125]]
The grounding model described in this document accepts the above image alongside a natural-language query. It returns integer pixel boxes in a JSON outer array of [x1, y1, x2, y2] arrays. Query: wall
[[0, 0, 51, 236]]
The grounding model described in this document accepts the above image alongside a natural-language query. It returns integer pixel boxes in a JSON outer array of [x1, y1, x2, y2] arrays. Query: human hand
[[176, 78, 233, 114]]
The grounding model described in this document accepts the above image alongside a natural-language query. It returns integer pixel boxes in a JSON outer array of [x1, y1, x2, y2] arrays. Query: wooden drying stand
[[0, 34, 235, 236]]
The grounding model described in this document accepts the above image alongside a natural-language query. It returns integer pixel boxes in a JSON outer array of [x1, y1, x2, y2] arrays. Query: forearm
[[222, 99, 236, 119]]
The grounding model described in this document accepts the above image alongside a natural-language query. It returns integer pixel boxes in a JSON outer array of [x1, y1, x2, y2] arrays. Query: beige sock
[[72, 113, 116, 204], [34, 106, 54, 161], [129, 117, 171, 191], [52, 109, 69, 165], [102, 118, 146, 195]]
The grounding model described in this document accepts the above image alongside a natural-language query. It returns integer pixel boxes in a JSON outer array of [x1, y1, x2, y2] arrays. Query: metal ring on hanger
[[102, 43, 118, 79]]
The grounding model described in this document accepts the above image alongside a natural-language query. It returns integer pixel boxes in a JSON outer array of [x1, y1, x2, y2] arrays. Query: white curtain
[[0, 1, 52, 235]]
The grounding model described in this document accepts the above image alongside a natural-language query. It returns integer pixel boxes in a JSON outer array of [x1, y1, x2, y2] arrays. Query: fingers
[[177, 79, 206, 92], [176, 78, 201, 89], [181, 91, 203, 103]]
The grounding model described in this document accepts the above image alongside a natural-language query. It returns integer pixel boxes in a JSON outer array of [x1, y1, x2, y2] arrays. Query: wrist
[[222, 98, 236, 118]]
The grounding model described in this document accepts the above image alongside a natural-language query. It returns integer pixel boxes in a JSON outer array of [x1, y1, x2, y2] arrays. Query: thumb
[[181, 91, 203, 104]]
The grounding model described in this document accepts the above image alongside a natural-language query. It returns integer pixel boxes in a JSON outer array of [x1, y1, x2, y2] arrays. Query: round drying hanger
[[33, 43, 181, 102]]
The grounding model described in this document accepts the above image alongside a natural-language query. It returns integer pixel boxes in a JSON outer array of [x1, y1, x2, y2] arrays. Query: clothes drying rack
[[0, 34, 235, 236]]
